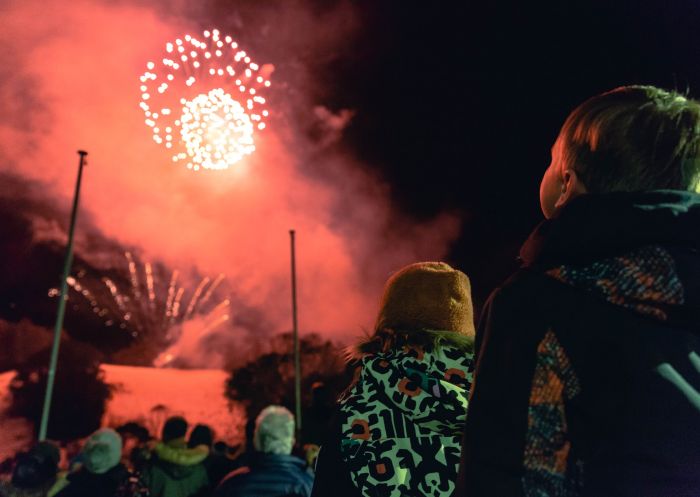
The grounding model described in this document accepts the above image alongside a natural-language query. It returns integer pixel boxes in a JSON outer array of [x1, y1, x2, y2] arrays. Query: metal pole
[[289, 230, 302, 441], [38, 150, 88, 441]]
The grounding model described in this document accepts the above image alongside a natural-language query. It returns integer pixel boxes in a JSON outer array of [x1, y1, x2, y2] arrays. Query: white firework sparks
[[139, 28, 272, 171], [55, 254, 230, 341]]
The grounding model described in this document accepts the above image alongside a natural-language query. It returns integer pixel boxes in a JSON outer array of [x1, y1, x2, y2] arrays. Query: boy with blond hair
[[459, 86, 700, 496]]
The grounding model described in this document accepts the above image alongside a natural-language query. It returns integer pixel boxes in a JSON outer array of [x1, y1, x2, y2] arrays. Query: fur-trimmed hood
[[149, 439, 209, 480]]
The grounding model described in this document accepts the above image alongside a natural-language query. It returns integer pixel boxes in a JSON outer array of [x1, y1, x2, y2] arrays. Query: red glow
[[0, 0, 460, 347]]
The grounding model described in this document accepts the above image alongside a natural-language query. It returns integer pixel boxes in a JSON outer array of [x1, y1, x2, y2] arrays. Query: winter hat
[[82, 428, 122, 474], [375, 262, 475, 337], [188, 424, 214, 448], [162, 416, 188, 443], [11, 445, 58, 489]]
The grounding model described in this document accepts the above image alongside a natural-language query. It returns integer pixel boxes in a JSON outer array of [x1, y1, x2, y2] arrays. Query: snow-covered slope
[[101, 364, 245, 443], [0, 364, 245, 461], [0, 370, 32, 461]]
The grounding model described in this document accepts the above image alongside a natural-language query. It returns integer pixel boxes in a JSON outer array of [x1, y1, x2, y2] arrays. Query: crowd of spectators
[[0, 407, 313, 497]]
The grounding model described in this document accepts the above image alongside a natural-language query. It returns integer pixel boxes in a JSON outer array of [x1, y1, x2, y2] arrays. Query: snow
[[0, 370, 33, 462], [101, 364, 245, 443], [0, 364, 245, 461]]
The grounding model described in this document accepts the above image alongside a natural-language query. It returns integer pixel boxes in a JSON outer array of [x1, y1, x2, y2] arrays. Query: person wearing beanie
[[141, 416, 209, 497], [53, 428, 149, 497], [312, 262, 476, 497]]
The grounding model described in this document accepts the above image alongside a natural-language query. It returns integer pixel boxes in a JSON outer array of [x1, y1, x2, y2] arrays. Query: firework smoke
[[55, 251, 230, 366], [0, 0, 461, 358]]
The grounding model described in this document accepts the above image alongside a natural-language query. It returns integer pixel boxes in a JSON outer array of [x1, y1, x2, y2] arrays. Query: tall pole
[[39, 150, 88, 441], [289, 230, 302, 441]]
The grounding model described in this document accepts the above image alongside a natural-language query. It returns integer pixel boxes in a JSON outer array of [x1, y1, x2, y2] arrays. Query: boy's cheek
[[539, 166, 561, 219]]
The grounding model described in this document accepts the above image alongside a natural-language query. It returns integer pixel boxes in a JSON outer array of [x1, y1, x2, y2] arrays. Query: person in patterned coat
[[312, 262, 476, 497], [458, 86, 700, 497]]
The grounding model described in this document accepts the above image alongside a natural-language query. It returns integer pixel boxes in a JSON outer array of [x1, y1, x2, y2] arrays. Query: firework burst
[[139, 29, 271, 171], [54, 252, 230, 347]]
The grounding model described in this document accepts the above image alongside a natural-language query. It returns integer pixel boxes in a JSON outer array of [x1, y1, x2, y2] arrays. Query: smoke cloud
[[0, 0, 461, 359]]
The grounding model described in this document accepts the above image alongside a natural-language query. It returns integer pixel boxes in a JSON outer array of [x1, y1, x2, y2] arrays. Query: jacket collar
[[251, 453, 306, 470], [520, 190, 700, 268]]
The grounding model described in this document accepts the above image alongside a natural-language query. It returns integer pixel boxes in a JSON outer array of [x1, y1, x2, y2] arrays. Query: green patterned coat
[[338, 339, 474, 497]]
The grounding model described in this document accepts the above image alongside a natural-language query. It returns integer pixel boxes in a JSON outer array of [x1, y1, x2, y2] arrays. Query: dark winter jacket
[[53, 464, 148, 497], [0, 481, 55, 497], [202, 452, 241, 490], [459, 190, 700, 497], [214, 453, 313, 497], [313, 335, 474, 497], [141, 441, 208, 497]]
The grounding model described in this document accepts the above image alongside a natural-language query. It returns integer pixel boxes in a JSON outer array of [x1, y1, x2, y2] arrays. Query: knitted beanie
[[374, 262, 475, 337], [82, 428, 122, 474]]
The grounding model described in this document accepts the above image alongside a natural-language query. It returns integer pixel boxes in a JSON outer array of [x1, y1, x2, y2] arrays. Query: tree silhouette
[[9, 339, 112, 441], [224, 332, 350, 442]]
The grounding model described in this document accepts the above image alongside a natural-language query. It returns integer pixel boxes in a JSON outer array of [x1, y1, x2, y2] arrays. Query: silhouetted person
[[116, 422, 151, 472], [301, 382, 334, 447], [0, 442, 60, 497], [189, 425, 241, 490], [187, 425, 213, 450]]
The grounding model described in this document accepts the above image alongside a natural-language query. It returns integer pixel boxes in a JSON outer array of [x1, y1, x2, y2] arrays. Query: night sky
[[322, 0, 700, 305]]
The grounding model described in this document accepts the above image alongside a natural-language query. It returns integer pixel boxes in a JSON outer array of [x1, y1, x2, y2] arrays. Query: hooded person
[[141, 416, 208, 497], [312, 262, 476, 497], [53, 428, 148, 497], [0, 442, 60, 497]]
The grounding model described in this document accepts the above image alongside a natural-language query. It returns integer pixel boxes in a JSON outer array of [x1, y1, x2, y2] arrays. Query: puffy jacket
[[141, 440, 208, 497], [214, 453, 313, 497], [314, 333, 474, 497], [459, 190, 700, 497]]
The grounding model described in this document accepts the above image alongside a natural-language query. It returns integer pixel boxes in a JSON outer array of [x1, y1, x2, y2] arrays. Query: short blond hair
[[556, 85, 700, 193]]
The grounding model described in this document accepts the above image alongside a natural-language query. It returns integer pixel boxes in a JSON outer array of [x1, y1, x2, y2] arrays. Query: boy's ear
[[554, 168, 587, 209]]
